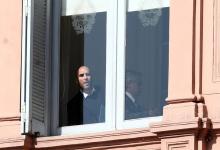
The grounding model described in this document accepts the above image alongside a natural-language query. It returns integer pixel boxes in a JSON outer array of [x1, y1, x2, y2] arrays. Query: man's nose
[[84, 75, 89, 79]]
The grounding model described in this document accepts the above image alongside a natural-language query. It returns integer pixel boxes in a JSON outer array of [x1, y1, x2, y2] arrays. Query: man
[[125, 71, 147, 120], [67, 66, 105, 125]]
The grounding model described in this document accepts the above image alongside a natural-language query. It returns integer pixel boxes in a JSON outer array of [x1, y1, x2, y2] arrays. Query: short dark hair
[[125, 70, 141, 88]]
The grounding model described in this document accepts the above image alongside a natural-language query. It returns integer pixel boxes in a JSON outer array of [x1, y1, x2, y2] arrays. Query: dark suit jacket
[[125, 94, 147, 120], [67, 89, 105, 126]]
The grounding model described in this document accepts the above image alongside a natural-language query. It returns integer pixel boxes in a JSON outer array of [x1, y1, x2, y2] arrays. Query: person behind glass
[[67, 66, 105, 125], [125, 71, 147, 120]]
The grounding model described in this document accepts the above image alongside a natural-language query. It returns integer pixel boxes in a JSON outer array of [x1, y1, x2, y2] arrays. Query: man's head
[[125, 71, 141, 97], [77, 66, 92, 91]]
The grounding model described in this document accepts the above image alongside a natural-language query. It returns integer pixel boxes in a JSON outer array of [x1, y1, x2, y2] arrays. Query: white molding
[[116, 0, 127, 129]]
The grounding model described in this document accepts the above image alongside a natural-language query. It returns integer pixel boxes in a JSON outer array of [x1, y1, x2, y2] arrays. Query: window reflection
[[125, 8, 169, 120], [59, 12, 107, 126], [125, 71, 148, 119], [71, 13, 96, 34]]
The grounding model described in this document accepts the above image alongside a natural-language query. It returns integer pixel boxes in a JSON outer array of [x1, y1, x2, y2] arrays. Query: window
[[21, 0, 169, 136], [117, 0, 169, 129], [56, 0, 116, 135], [59, 12, 107, 126]]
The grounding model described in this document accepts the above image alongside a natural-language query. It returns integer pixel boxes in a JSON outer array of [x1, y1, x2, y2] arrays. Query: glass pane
[[59, 12, 106, 126], [125, 8, 169, 120]]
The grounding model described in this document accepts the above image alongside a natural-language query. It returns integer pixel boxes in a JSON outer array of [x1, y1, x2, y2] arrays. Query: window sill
[[35, 128, 160, 149]]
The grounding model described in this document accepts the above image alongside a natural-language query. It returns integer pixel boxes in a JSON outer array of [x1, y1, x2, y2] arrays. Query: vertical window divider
[[116, 0, 127, 129], [105, 0, 118, 130]]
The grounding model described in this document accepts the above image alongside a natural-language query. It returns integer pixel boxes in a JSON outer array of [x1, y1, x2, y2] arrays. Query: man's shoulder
[[125, 93, 133, 102], [92, 86, 105, 97]]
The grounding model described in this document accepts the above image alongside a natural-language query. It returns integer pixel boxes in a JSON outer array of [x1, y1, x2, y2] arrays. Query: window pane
[[59, 12, 106, 126], [125, 8, 169, 120]]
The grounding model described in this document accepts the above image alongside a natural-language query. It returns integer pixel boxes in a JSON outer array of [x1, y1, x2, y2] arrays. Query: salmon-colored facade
[[1, 0, 220, 149]]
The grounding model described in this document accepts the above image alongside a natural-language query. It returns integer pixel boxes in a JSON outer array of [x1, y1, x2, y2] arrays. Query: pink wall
[[0, 0, 21, 118], [0, 0, 22, 139], [0, 0, 220, 149]]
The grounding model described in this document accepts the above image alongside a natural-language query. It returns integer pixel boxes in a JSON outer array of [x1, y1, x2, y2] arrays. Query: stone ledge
[[34, 128, 160, 149], [150, 118, 203, 134]]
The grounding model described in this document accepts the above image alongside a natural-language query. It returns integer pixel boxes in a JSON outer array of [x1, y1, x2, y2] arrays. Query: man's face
[[128, 81, 140, 96], [77, 66, 91, 90]]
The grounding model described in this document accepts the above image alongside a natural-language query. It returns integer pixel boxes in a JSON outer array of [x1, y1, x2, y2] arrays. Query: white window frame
[[116, 0, 169, 130], [51, 0, 118, 136]]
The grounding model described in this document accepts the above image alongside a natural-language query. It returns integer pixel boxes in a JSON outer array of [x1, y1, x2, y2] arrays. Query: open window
[[21, 0, 169, 136]]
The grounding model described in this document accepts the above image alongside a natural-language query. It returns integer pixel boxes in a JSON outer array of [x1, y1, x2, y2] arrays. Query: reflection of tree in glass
[[138, 9, 162, 27], [71, 13, 96, 34]]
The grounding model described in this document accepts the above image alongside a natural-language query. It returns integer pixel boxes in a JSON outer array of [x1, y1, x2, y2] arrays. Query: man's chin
[[83, 85, 90, 89]]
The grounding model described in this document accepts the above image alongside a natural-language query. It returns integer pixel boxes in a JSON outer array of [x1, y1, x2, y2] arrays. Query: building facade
[[1, 0, 220, 149]]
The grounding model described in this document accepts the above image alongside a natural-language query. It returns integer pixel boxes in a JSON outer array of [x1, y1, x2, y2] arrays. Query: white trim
[[128, 0, 169, 12], [116, 0, 127, 129], [116, 0, 168, 129], [117, 116, 163, 130], [59, 122, 113, 135], [24, 0, 33, 133], [21, 0, 28, 133], [105, 0, 118, 131]]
